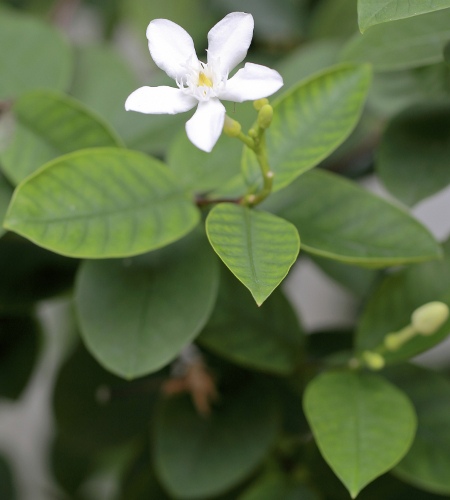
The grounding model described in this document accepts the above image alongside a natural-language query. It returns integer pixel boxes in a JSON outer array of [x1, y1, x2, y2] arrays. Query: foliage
[[1, 1, 450, 499]]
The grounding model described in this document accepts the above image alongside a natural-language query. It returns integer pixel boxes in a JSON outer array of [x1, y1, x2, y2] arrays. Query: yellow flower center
[[198, 72, 213, 87]]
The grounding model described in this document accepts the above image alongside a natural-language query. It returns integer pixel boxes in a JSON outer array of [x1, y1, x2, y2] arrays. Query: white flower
[[125, 12, 283, 152]]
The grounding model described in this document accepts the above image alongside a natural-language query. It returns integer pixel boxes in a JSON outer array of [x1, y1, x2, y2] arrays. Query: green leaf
[[199, 268, 304, 375], [242, 64, 372, 192], [154, 380, 280, 499], [239, 472, 319, 500], [0, 90, 122, 185], [358, 0, 450, 32], [75, 230, 219, 379], [309, 0, 358, 40], [341, 9, 450, 71], [53, 343, 154, 450], [0, 313, 40, 399], [0, 8, 72, 99], [4, 148, 200, 258], [303, 371, 417, 498], [267, 169, 441, 267], [0, 174, 12, 239], [387, 365, 450, 495], [377, 103, 450, 206], [206, 204, 300, 305], [356, 238, 450, 363]]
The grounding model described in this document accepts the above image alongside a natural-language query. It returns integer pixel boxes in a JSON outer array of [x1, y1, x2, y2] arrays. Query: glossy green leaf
[[75, 231, 219, 379], [303, 371, 417, 498], [341, 10, 450, 71], [358, 0, 450, 32], [242, 64, 371, 192], [377, 103, 450, 206], [4, 148, 200, 258], [356, 238, 450, 363], [0, 174, 12, 238], [1, 90, 122, 185], [154, 380, 280, 499], [387, 365, 450, 495], [206, 204, 300, 305], [0, 8, 72, 99], [199, 268, 304, 375], [268, 169, 441, 267]]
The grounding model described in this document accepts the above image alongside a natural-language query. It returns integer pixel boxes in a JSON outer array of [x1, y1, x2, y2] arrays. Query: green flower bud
[[223, 115, 241, 137], [257, 104, 274, 129], [362, 350, 385, 370], [411, 301, 449, 335], [253, 98, 269, 111]]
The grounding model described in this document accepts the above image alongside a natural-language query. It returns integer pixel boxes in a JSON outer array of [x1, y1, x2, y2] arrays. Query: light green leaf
[[0, 175, 12, 239], [75, 230, 219, 379], [303, 371, 417, 498], [356, 238, 450, 363], [387, 364, 450, 495], [341, 9, 450, 71], [4, 148, 200, 258], [242, 64, 372, 192], [0, 90, 122, 185], [268, 169, 441, 267], [199, 268, 304, 375], [206, 204, 300, 305], [358, 0, 450, 32], [154, 380, 280, 499], [0, 8, 72, 99], [377, 103, 450, 206]]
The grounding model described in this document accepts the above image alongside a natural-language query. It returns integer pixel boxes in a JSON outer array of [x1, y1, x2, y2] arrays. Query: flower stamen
[[198, 72, 213, 87]]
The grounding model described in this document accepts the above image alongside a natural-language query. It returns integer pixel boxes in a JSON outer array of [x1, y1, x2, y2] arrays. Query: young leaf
[[341, 9, 450, 71], [154, 380, 280, 499], [387, 364, 450, 495], [0, 8, 73, 99], [358, 0, 450, 32], [266, 169, 441, 267], [303, 371, 417, 498], [75, 230, 219, 379], [377, 103, 450, 206], [0, 90, 122, 185], [199, 268, 304, 375], [242, 64, 371, 192], [4, 148, 200, 258], [206, 204, 300, 305]]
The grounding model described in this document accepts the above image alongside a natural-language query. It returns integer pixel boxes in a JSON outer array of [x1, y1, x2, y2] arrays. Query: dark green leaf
[[303, 371, 417, 498], [309, 0, 358, 40], [242, 64, 372, 192], [206, 204, 300, 305], [0, 174, 12, 238], [154, 380, 280, 499], [4, 148, 200, 258], [75, 230, 219, 379]]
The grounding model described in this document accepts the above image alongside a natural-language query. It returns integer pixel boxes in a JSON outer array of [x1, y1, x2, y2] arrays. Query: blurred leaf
[[242, 64, 371, 192], [76, 230, 219, 379], [206, 204, 300, 305], [199, 268, 304, 375], [377, 103, 450, 206], [167, 130, 242, 193], [0, 8, 72, 99], [5, 148, 200, 258], [266, 169, 441, 267], [0, 174, 12, 239], [356, 238, 450, 362], [307, 330, 354, 360], [0, 454, 17, 500], [386, 365, 450, 495], [309, 0, 358, 39], [154, 380, 280, 498], [53, 343, 154, 450], [0, 313, 40, 399], [341, 10, 450, 71], [303, 371, 417, 498], [0, 90, 122, 185], [358, 0, 450, 32]]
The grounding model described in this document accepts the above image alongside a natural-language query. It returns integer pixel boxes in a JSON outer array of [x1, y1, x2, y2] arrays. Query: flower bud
[[384, 332, 406, 351], [253, 98, 269, 111], [257, 104, 274, 129], [362, 350, 385, 370], [411, 301, 449, 335], [223, 115, 241, 137]]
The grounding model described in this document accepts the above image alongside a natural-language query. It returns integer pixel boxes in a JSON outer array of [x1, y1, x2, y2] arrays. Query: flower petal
[[147, 19, 199, 81], [185, 98, 225, 152], [219, 63, 284, 103], [125, 86, 197, 114], [207, 12, 254, 75]]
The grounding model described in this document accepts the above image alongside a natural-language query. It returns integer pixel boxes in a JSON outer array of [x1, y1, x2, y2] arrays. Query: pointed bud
[[411, 301, 449, 335], [223, 115, 241, 137], [257, 104, 274, 129], [253, 98, 269, 111], [362, 350, 385, 370]]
